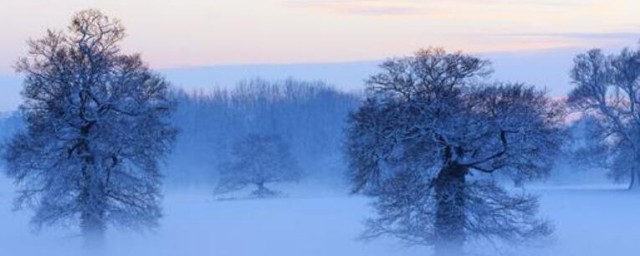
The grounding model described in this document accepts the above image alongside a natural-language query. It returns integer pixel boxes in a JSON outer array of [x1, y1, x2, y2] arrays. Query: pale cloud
[[282, 0, 588, 17], [283, 0, 426, 17], [485, 32, 639, 41], [470, 32, 640, 50], [0, 0, 638, 75]]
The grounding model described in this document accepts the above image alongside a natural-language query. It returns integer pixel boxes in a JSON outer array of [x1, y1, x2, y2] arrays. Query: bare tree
[[568, 46, 640, 190], [2, 9, 176, 245], [346, 48, 562, 255], [215, 134, 302, 197], [168, 79, 358, 186]]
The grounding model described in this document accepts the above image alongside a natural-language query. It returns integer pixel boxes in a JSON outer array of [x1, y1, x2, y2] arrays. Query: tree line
[[1, 8, 639, 256], [168, 79, 359, 188]]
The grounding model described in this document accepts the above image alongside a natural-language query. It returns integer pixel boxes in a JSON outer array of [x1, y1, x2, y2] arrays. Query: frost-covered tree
[[568, 46, 640, 190], [215, 134, 302, 197], [2, 9, 176, 244], [346, 48, 563, 256], [0, 111, 24, 142], [560, 116, 608, 171]]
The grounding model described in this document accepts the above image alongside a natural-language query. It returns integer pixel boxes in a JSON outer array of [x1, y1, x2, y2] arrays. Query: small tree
[[2, 9, 176, 245], [215, 134, 302, 197], [346, 48, 563, 255], [568, 46, 640, 190], [561, 116, 609, 173]]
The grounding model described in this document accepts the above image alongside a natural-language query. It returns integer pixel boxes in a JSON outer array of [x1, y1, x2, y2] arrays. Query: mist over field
[[1, 176, 638, 256], [1, 2, 640, 256], [1, 63, 639, 255]]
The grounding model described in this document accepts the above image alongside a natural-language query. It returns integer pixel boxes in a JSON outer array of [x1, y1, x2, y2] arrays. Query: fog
[[1, 60, 639, 256], [0, 175, 637, 256], [0, 79, 638, 256]]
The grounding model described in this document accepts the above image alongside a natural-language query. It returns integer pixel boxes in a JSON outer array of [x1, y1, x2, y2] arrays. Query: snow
[[527, 186, 640, 256], [0, 176, 638, 256]]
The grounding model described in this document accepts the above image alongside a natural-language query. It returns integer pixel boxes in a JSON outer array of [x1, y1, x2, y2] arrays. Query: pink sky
[[0, 0, 638, 74]]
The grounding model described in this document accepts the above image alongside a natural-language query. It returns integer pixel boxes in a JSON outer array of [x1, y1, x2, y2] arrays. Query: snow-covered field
[[0, 176, 638, 256]]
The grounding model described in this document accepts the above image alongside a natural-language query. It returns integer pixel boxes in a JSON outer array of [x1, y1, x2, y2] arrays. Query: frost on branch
[[346, 48, 563, 255], [2, 9, 176, 245], [215, 134, 302, 198]]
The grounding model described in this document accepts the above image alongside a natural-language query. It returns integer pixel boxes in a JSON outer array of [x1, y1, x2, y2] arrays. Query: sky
[[0, 0, 639, 73], [0, 0, 638, 111]]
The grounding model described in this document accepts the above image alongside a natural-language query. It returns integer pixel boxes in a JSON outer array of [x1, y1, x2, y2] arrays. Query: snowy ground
[[0, 177, 638, 256]]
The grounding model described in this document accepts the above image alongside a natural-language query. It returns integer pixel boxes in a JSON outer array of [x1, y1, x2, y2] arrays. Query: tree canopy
[[3, 9, 176, 244], [346, 48, 563, 255]]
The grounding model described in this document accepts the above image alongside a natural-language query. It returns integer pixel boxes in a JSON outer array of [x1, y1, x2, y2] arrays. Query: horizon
[[0, 46, 630, 112], [1, 3, 640, 256], [0, 1, 638, 112], [1, 0, 639, 74], [0, 47, 583, 112]]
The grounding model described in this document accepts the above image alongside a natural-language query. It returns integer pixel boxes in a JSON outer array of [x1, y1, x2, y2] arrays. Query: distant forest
[[165, 79, 360, 186], [0, 79, 359, 188]]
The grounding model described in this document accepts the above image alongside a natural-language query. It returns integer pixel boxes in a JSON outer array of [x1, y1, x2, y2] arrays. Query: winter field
[[1, 174, 637, 256], [1, 2, 640, 256]]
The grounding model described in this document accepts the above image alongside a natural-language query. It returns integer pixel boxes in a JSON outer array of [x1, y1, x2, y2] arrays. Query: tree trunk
[[79, 176, 106, 248], [75, 127, 106, 246], [252, 182, 277, 198], [629, 169, 640, 191], [81, 210, 105, 248], [434, 163, 467, 256]]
